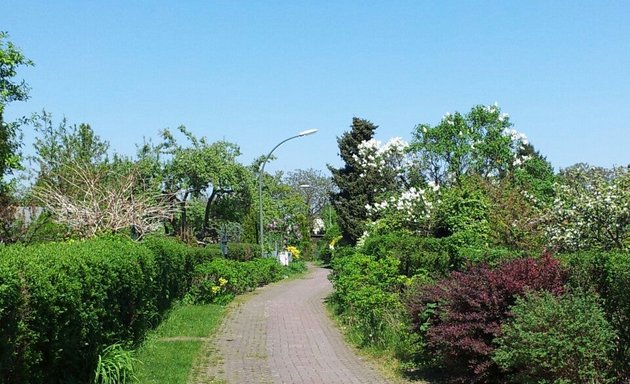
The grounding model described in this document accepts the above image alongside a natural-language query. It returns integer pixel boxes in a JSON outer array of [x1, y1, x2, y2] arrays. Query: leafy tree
[[0, 32, 32, 242], [29, 111, 110, 193], [410, 104, 527, 186], [512, 143, 555, 203], [0, 31, 32, 186], [259, 170, 309, 250], [329, 117, 389, 245], [284, 168, 333, 226], [161, 126, 250, 240]]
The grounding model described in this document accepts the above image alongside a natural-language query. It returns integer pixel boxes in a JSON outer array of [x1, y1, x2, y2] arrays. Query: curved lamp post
[[258, 129, 318, 258]]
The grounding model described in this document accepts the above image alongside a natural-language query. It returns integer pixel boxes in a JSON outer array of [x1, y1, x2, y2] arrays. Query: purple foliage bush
[[407, 254, 566, 383]]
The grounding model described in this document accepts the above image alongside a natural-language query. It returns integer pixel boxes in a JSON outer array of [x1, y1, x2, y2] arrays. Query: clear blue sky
[[2, 1, 629, 174]]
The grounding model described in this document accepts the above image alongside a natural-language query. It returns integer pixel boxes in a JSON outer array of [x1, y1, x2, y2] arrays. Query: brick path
[[199, 264, 392, 384]]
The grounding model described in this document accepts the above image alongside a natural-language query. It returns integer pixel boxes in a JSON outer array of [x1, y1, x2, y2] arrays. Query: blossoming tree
[[546, 163, 630, 251]]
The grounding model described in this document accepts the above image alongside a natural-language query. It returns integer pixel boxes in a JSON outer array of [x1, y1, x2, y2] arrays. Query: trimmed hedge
[[186, 257, 296, 304], [0, 236, 210, 384]]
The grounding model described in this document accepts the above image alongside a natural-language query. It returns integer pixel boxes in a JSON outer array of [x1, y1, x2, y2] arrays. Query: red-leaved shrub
[[407, 254, 566, 383]]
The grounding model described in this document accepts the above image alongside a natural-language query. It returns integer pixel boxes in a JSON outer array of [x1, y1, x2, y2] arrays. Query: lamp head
[[298, 129, 318, 137]]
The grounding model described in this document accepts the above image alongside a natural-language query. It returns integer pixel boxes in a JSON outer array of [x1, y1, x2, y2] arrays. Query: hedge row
[[0, 235, 215, 384], [186, 257, 306, 304]]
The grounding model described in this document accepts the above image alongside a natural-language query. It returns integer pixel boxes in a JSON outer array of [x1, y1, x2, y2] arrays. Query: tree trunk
[[203, 189, 218, 236], [179, 190, 189, 239]]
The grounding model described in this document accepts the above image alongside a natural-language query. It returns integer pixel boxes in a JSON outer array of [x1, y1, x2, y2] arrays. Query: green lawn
[[135, 303, 226, 384]]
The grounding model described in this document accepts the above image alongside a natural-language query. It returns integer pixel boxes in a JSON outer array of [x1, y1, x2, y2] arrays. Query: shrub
[[455, 245, 522, 267], [317, 239, 334, 265], [0, 235, 206, 384], [361, 231, 450, 277], [198, 243, 224, 259], [141, 235, 191, 313], [407, 254, 566, 383], [329, 252, 405, 347], [0, 238, 156, 383], [439, 232, 523, 270], [560, 251, 630, 380], [433, 176, 491, 243], [186, 257, 285, 304], [493, 291, 615, 383], [463, 176, 550, 254], [286, 245, 301, 259], [285, 259, 307, 274], [224, 242, 262, 261], [20, 211, 73, 245]]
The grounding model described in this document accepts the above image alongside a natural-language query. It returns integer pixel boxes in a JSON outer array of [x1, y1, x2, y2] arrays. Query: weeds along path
[[194, 264, 391, 384]]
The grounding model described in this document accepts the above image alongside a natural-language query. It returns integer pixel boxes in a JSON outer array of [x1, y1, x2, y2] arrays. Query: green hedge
[[361, 231, 450, 277], [328, 252, 410, 348], [0, 235, 209, 384], [0, 236, 295, 383], [185, 257, 291, 304]]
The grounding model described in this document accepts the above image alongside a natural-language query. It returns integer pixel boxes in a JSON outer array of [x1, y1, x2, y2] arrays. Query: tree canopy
[[0, 32, 33, 188]]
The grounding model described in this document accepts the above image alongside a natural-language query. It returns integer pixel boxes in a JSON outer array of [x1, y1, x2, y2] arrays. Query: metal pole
[[258, 129, 318, 258]]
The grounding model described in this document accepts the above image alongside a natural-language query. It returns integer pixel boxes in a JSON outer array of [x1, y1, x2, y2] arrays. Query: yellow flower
[[329, 236, 342, 250], [286, 245, 301, 259], [211, 286, 220, 294], [218, 277, 228, 286]]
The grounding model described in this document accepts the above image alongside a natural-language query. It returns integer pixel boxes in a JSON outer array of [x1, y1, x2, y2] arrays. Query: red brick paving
[[202, 264, 391, 384]]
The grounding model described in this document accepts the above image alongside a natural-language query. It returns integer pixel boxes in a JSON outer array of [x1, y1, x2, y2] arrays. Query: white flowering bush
[[546, 164, 630, 251], [350, 136, 440, 234], [365, 186, 437, 232], [312, 218, 325, 235], [352, 137, 411, 189]]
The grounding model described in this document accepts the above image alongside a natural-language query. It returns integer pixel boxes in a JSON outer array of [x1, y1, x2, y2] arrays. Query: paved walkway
[[198, 264, 392, 384]]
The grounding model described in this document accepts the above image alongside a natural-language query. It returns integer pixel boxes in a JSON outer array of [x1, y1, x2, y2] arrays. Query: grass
[[135, 303, 226, 384], [134, 261, 309, 384]]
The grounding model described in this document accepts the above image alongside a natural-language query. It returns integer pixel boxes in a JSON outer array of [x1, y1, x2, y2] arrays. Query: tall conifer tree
[[328, 117, 379, 245]]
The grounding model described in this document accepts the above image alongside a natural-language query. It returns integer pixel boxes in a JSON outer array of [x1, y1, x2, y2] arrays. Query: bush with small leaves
[[560, 251, 630, 380], [328, 252, 405, 348], [361, 231, 450, 277], [0, 235, 211, 384], [493, 291, 615, 383]]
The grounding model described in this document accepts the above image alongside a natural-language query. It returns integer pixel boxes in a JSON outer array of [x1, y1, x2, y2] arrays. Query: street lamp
[[258, 129, 318, 258]]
